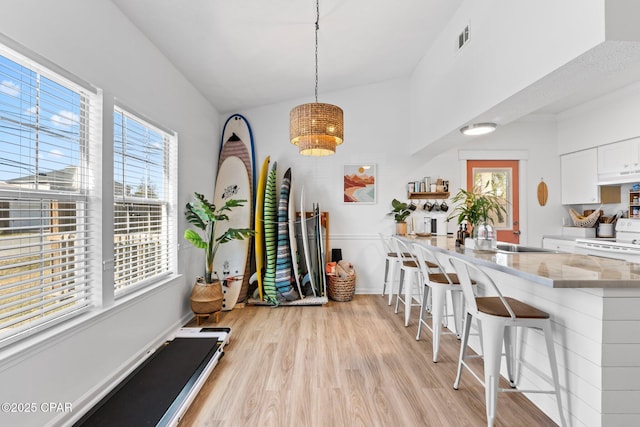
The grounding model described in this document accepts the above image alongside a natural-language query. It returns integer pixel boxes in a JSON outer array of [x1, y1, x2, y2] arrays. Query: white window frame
[[112, 105, 177, 297], [0, 42, 101, 346]]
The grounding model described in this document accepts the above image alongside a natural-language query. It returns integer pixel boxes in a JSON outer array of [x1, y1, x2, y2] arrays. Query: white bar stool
[[391, 236, 424, 326], [412, 243, 469, 363], [449, 257, 566, 427], [378, 233, 411, 305]]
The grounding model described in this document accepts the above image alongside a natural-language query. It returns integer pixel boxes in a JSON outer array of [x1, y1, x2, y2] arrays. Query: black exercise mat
[[75, 337, 221, 426]]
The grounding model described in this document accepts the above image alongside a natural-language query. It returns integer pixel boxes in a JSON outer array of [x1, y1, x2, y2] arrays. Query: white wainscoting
[[330, 234, 386, 296]]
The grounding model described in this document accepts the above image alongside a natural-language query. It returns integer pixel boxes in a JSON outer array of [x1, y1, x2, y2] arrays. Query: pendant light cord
[[314, 0, 319, 103]]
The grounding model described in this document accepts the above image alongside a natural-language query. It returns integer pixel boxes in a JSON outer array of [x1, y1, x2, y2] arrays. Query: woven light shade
[[290, 102, 343, 156]]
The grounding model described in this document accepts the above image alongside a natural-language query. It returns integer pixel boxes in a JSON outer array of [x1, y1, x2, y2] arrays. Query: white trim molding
[[458, 149, 529, 160]]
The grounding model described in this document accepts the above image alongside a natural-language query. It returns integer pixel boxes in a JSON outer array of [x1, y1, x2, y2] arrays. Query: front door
[[466, 160, 520, 244]]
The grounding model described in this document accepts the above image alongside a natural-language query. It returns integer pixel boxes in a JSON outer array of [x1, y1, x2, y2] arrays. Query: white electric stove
[[575, 218, 640, 262]]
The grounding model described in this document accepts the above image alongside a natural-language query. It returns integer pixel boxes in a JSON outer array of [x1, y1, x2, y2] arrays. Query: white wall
[[234, 78, 413, 295], [410, 0, 606, 152], [0, 1, 219, 425], [236, 79, 564, 295]]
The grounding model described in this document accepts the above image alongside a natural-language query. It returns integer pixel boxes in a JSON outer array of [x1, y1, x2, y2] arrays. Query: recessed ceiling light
[[460, 122, 497, 136]]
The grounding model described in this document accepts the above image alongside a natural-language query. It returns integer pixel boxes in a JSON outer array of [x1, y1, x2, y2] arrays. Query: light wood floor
[[180, 295, 556, 427]]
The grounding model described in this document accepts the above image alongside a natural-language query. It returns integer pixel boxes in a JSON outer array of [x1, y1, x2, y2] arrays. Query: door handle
[[513, 230, 521, 235]]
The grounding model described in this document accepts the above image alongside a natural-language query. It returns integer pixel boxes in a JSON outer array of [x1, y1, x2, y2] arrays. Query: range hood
[[597, 170, 640, 185]]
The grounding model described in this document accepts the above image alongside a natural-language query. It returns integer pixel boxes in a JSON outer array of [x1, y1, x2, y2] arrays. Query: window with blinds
[[113, 107, 176, 295], [0, 47, 99, 343]]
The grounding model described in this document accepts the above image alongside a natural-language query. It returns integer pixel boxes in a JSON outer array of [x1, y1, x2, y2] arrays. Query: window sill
[[0, 274, 183, 365]]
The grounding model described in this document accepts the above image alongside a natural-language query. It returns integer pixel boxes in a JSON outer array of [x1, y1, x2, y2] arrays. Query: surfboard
[[300, 188, 317, 297], [254, 156, 270, 300], [316, 203, 327, 297], [312, 203, 322, 296], [213, 115, 254, 311], [262, 162, 278, 304], [275, 168, 298, 301], [288, 176, 303, 299]]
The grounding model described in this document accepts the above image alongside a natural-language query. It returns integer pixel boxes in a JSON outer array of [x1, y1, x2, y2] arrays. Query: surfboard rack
[[296, 211, 330, 257], [73, 327, 230, 427], [248, 295, 328, 306]]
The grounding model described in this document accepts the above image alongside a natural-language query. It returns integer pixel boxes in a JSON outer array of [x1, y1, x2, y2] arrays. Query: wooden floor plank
[[179, 295, 557, 427]]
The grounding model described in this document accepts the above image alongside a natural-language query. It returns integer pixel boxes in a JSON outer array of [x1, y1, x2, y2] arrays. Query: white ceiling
[[111, 0, 463, 114]]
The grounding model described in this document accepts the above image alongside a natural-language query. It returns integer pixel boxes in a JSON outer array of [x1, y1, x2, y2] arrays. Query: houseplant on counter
[[447, 185, 506, 250], [389, 198, 412, 235], [184, 192, 254, 317]]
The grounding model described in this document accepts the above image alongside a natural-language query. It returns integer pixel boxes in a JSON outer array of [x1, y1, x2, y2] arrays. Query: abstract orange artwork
[[344, 164, 376, 203]]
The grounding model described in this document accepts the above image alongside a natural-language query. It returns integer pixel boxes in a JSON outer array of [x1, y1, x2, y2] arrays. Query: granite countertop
[[404, 235, 640, 289]]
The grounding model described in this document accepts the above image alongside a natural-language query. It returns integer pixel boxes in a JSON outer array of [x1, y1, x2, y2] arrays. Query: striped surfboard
[[262, 162, 278, 304], [275, 168, 298, 301]]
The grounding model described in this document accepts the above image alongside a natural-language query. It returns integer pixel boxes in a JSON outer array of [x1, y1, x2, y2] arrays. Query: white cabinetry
[[597, 138, 640, 176], [561, 148, 620, 205], [561, 149, 599, 204], [542, 237, 576, 253]]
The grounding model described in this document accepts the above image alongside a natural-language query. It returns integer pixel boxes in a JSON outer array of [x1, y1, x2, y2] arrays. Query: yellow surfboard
[[254, 156, 270, 300]]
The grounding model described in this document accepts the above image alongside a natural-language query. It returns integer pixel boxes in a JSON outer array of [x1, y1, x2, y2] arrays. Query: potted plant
[[447, 184, 506, 249], [389, 198, 412, 235], [184, 192, 254, 315]]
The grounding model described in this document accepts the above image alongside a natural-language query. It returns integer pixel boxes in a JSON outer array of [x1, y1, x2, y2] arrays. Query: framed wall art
[[343, 164, 376, 204]]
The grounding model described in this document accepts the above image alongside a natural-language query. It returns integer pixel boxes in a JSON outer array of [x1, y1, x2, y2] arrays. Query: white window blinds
[[113, 107, 176, 295], [0, 47, 100, 343]]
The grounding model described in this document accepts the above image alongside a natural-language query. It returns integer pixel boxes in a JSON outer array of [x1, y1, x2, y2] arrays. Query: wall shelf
[[408, 192, 449, 200], [630, 191, 640, 217]]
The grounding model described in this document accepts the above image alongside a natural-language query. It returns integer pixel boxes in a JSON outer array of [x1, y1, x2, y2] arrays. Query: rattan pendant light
[[290, 0, 343, 156]]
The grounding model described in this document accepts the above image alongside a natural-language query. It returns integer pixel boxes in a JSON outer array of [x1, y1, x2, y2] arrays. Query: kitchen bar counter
[[401, 234, 640, 427], [406, 235, 640, 288]]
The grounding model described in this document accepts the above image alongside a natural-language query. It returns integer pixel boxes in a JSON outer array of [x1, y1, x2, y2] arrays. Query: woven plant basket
[[190, 277, 223, 314], [327, 273, 356, 302]]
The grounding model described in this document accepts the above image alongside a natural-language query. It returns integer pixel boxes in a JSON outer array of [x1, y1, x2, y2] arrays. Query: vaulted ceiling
[[111, 0, 463, 113]]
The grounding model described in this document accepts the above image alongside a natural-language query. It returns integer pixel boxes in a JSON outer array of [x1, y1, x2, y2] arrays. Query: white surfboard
[[288, 178, 303, 299], [213, 115, 254, 311], [317, 203, 327, 297], [300, 188, 317, 297]]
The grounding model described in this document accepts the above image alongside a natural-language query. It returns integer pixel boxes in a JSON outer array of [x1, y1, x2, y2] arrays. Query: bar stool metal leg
[[394, 268, 405, 315], [386, 257, 399, 306], [481, 317, 506, 427], [504, 325, 518, 387], [543, 320, 567, 427], [430, 285, 447, 362], [453, 312, 473, 389], [382, 257, 390, 296]]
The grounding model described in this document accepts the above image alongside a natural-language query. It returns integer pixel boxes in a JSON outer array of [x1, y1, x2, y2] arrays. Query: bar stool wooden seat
[[379, 233, 412, 306], [449, 257, 566, 427], [412, 243, 471, 363], [391, 236, 425, 326]]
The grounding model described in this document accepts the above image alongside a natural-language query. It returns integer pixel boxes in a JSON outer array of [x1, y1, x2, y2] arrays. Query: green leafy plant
[[446, 184, 506, 227], [389, 198, 411, 223], [184, 192, 254, 283]]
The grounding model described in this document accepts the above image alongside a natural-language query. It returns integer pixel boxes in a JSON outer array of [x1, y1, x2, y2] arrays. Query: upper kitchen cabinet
[[597, 138, 640, 183], [561, 148, 620, 205]]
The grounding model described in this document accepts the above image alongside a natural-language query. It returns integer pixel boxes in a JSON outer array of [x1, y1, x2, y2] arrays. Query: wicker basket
[[327, 273, 356, 302]]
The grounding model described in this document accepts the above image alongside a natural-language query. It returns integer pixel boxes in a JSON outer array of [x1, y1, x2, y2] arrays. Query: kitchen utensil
[[440, 201, 448, 212], [610, 210, 623, 224]]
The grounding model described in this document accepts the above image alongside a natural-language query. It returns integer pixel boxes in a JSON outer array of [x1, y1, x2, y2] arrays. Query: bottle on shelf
[[456, 224, 464, 247]]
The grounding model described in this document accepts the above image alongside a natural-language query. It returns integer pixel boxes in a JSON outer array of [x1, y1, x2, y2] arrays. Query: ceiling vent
[[458, 25, 470, 49]]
